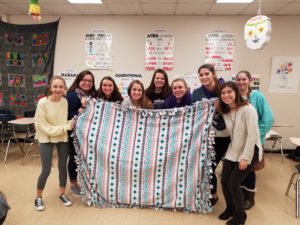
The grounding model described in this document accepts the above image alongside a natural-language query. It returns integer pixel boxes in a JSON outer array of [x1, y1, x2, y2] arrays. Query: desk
[[4, 117, 35, 163], [290, 137, 300, 146], [265, 129, 284, 159]]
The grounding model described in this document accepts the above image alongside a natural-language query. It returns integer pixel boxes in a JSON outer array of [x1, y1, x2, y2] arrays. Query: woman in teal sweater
[[236, 70, 274, 210]]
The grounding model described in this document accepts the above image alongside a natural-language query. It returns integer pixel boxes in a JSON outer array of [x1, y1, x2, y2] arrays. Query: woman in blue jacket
[[66, 70, 96, 196], [236, 70, 274, 210], [164, 78, 192, 109]]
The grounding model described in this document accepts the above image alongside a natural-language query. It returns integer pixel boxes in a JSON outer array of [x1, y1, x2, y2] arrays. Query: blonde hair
[[47, 76, 66, 97]]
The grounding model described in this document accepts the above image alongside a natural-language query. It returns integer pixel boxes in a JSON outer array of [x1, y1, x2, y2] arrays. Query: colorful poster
[[5, 52, 25, 67], [205, 31, 235, 71], [32, 74, 48, 87], [114, 73, 143, 97], [145, 31, 174, 71], [61, 68, 78, 88], [85, 31, 112, 70], [5, 32, 24, 46], [32, 32, 49, 46], [9, 94, 27, 107], [0, 92, 2, 106], [269, 57, 300, 93], [8, 73, 25, 87], [32, 52, 49, 67], [232, 74, 261, 90]]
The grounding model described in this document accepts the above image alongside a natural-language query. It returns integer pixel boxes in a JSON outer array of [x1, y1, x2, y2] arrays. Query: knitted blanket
[[74, 99, 215, 213]]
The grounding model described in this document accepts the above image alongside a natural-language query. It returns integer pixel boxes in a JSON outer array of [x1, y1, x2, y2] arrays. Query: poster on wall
[[205, 31, 235, 71], [269, 57, 300, 93], [232, 73, 261, 90], [61, 68, 78, 89], [179, 73, 201, 93], [85, 31, 112, 70], [145, 31, 174, 71], [114, 73, 143, 98]]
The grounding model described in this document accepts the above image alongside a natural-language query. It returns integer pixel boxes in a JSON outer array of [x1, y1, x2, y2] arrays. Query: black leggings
[[211, 136, 231, 195], [68, 137, 77, 182], [221, 146, 259, 213]]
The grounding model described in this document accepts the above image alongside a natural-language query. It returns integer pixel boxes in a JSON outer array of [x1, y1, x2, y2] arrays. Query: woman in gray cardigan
[[218, 81, 262, 225]]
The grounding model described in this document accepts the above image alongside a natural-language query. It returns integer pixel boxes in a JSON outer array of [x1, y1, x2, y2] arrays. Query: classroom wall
[[4, 14, 300, 149]]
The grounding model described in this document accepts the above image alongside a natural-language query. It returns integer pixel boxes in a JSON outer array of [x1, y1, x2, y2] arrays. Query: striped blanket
[[74, 99, 215, 213]]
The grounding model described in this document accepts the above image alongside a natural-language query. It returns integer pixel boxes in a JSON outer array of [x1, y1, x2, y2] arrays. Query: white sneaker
[[35, 197, 44, 211], [59, 193, 72, 207]]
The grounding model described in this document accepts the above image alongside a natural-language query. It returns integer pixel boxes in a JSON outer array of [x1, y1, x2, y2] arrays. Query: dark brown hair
[[198, 63, 221, 97], [68, 70, 96, 97], [97, 76, 124, 102], [219, 81, 248, 114], [127, 80, 145, 107], [145, 69, 171, 99]]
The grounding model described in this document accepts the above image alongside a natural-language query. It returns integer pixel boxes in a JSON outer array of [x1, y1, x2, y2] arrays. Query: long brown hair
[[68, 70, 96, 97], [96, 76, 124, 102], [198, 64, 221, 97], [236, 70, 252, 99], [145, 69, 171, 99], [127, 80, 145, 107], [219, 81, 248, 114]]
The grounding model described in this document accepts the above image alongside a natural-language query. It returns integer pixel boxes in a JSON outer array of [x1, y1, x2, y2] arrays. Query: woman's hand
[[81, 97, 87, 108], [239, 159, 248, 170]]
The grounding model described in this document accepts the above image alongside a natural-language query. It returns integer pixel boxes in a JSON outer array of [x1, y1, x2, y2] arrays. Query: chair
[[265, 129, 284, 159], [285, 137, 300, 218], [0, 113, 17, 163]]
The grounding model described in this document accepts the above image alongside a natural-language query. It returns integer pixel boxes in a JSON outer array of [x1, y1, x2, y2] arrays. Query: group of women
[[33, 64, 274, 225]]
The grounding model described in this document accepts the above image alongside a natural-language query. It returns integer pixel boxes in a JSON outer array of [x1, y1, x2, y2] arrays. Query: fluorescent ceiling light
[[216, 0, 254, 3], [67, 0, 103, 3]]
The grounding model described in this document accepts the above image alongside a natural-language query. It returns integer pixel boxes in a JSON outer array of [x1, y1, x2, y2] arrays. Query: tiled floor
[[0, 144, 299, 225]]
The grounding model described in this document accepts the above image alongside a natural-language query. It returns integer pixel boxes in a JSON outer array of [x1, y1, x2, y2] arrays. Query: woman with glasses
[[66, 70, 96, 196]]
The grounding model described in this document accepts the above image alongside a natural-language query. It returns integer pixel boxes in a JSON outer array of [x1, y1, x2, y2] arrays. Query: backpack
[[286, 146, 300, 161]]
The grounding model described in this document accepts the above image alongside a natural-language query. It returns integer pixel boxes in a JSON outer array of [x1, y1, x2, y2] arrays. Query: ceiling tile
[[141, 0, 176, 3], [72, 4, 112, 15], [253, 0, 294, 2], [40, 3, 81, 15], [106, 3, 142, 15], [176, 3, 213, 15], [240, 3, 289, 15], [273, 3, 300, 15], [142, 3, 176, 15], [103, 0, 139, 2], [208, 3, 249, 15], [177, 0, 214, 2], [0, 3, 23, 14]]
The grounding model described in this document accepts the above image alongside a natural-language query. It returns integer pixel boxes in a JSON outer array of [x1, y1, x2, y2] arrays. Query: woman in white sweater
[[218, 81, 262, 225]]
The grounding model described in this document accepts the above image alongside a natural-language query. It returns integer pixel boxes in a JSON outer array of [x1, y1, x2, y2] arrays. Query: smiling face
[[244, 15, 271, 50], [236, 72, 250, 93], [198, 68, 216, 87], [130, 83, 143, 102], [79, 74, 93, 92], [101, 79, 114, 98], [221, 86, 236, 109], [172, 80, 187, 101], [50, 78, 66, 100], [153, 73, 165, 90]]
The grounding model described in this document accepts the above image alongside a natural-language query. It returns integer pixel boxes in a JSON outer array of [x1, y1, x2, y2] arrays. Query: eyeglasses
[[81, 79, 93, 83]]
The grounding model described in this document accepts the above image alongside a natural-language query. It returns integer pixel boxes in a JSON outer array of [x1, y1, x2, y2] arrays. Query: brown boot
[[244, 191, 255, 210]]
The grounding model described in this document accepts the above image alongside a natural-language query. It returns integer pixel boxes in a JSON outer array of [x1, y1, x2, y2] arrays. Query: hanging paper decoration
[[28, 0, 41, 21], [244, 15, 271, 50]]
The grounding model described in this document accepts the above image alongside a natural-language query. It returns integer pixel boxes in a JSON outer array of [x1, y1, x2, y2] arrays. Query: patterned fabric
[[0, 20, 58, 115], [74, 99, 215, 213]]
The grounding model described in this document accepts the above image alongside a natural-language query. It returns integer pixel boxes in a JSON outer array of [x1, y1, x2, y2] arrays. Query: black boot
[[242, 189, 248, 204], [244, 191, 255, 210], [218, 207, 234, 220], [226, 212, 247, 225]]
